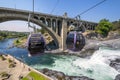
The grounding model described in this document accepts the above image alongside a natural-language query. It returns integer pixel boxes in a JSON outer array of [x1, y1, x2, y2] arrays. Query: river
[[0, 39, 120, 80]]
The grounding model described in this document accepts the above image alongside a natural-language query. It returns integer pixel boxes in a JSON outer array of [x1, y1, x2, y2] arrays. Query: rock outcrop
[[107, 31, 120, 40], [39, 68, 94, 80], [109, 58, 120, 72], [115, 74, 120, 80], [109, 56, 120, 80], [83, 38, 120, 51]]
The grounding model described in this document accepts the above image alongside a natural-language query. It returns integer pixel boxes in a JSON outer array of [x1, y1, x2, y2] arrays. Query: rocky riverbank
[[12, 30, 120, 58], [109, 57, 120, 72], [109, 56, 120, 80], [59, 38, 120, 58], [115, 74, 120, 80], [83, 30, 120, 49], [39, 68, 94, 80], [13, 37, 120, 58], [81, 38, 120, 54], [13, 37, 27, 48]]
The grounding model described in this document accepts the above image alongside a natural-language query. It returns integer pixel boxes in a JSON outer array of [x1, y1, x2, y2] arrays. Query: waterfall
[[73, 47, 120, 80]]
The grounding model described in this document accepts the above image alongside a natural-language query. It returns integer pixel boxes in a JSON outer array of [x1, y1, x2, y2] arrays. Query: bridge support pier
[[61, 13, 68, 51]]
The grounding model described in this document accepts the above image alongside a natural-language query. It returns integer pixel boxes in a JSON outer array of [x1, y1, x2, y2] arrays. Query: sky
[[0, 0, 120, 32]]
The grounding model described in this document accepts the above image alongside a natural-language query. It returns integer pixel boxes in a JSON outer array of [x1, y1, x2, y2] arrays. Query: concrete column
[[44, 18, 46, 25], [56, 20, 58, 35], [61, 13, 68, 51], [50, 19, 53, 30]]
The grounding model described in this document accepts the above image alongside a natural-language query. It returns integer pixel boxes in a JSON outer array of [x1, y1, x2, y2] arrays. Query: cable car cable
[[50, 0, 59, 14], [75, 0, 107, 17], [73, 0, 107, 31]]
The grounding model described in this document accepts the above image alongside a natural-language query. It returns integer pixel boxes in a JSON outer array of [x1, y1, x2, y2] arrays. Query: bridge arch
[[0, 13, 61, 49]]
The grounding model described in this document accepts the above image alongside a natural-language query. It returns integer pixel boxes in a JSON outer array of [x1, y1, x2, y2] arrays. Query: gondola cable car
[[27, 13, 46, 56], [66, 16, 85, 51]]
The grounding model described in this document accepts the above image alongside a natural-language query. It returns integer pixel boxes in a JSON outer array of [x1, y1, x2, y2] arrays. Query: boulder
[[114, 74, 120, 80], [109, 58, 120, 72]]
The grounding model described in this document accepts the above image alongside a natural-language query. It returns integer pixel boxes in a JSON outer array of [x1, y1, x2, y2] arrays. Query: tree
[[95, 19, 113, 37]]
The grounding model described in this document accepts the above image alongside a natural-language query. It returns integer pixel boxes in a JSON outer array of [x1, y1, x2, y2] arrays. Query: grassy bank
[[14, 37, 27, 48], [22, 71, 49, 80]]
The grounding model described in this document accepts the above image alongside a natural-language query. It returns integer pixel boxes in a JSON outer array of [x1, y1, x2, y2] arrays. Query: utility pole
[[32, 0, 37, 33], [33, 0, 34, 15], [14, 4, 16, 9]]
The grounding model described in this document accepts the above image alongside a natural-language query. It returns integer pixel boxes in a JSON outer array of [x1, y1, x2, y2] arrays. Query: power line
[[76, 0, 107, 17], [50, 0, 59, 14]]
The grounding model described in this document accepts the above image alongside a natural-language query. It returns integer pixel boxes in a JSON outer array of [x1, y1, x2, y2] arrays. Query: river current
[[0, 39, 120, 80]]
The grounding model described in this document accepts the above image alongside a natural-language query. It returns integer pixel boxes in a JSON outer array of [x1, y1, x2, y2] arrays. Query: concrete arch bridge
[[0, 7, 98, 50]]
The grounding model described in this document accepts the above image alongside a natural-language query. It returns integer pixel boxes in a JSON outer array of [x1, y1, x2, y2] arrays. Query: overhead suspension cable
[[50, 0, 59, 14], [76, 0, 107, 18], [73, 0, 107, 31]]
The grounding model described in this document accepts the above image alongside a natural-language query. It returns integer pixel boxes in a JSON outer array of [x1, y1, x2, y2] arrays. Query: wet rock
[[56, 72, 65, 80], [64, 38, 120, 58], [107, 31, 120, 40], [39, 68, 65, 80], [40, 68, 49, 73], [69, 76, 94, 80], [114, 74, 120, 80], [109, 58, 120, 72], [85, 31, 98, 40], [102, 38, 120, 49], [45, 38, 120, 58], [39, 68, 94, 80], [83, 38, 120, 52]]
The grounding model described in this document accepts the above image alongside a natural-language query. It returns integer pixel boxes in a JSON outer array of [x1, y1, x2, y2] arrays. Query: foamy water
[[73, 47, 120, 80], [0, 39, 120, 80], [26, 47, 120, 80]]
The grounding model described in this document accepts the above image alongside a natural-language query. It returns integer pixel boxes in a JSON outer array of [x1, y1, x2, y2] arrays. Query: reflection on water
[[0, 39, 120, 80]]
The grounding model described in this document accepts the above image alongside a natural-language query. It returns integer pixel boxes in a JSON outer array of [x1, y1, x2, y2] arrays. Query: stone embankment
[[0, 54, 53, 80]]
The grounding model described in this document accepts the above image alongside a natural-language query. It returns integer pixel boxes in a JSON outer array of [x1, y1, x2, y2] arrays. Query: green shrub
[[9, 63, 16, 68], [16, 39, 20, 43], [95, 19, 113, 37], [0, 55, 6, 61], [8, 59, 13, 63], [0, 72, 9, 77]]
